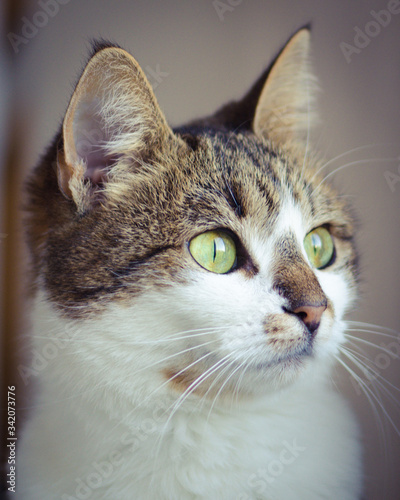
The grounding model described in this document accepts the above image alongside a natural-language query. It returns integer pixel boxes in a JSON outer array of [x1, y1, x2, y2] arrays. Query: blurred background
[[1, 0, 399, 498]]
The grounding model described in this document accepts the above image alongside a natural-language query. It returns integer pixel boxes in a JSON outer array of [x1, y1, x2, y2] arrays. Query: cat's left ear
[[253, 28, 317, 146], [57, 45, 174, 211], [193, 28, 317, 147]]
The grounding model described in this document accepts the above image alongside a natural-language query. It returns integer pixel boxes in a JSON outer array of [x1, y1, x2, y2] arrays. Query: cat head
[[26, 29, 358, 403]]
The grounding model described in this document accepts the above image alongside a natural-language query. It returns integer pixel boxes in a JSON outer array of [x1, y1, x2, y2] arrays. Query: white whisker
[[342, 345, 400, 397], [27, 325, 229, 345], [312, 158, 398, 195], [337, 351, 400, 438], [345, 333, 400, 359], [150, 352, 238, 486], [335, 354, 389, 455], [310, 143, 389, 183], [19, 338, 220, 411], [347, 320, 400, 335], [206, 351, 252, 421]]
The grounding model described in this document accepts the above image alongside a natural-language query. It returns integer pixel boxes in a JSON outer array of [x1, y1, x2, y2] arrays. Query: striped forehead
[[203, 133, 312, 252], [208, 133, 313, 212]]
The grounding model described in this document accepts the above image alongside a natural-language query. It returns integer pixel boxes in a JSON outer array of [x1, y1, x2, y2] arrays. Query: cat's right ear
[[57, 46, 174, 212]]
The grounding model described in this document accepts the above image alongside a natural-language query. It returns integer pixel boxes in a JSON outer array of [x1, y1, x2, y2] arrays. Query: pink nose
[[292, 304, 326, 335]]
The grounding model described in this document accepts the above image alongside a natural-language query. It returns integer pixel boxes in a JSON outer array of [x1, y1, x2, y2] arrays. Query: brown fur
[[24, 29, 358, 326]]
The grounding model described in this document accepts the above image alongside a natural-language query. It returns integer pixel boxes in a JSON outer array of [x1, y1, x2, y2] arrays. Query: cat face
[[26, 30, 358, 402]]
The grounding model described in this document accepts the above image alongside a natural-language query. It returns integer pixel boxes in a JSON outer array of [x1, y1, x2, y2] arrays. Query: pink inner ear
[[73, 97, 114, 185], [88, 164, 108, 184]]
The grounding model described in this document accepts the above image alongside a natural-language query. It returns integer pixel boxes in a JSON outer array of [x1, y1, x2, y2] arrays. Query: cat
[[17, 28, 363, 499]]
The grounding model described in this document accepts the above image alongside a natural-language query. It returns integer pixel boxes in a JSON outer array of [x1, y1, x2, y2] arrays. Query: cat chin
[[237, 346, 338, 397], [250, 359, 315, 394], [164, 353, 318, 403]]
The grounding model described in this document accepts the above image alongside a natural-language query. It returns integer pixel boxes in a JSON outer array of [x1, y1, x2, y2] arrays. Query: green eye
[[304, 226, 334, 269], [189, 230, 237, 274]]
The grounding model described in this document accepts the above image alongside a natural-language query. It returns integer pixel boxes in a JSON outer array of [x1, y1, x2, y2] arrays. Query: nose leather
[[292, 303, 327, 335]]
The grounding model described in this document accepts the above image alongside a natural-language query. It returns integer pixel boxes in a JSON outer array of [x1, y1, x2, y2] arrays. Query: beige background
[[2, 0, 399, 498]]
